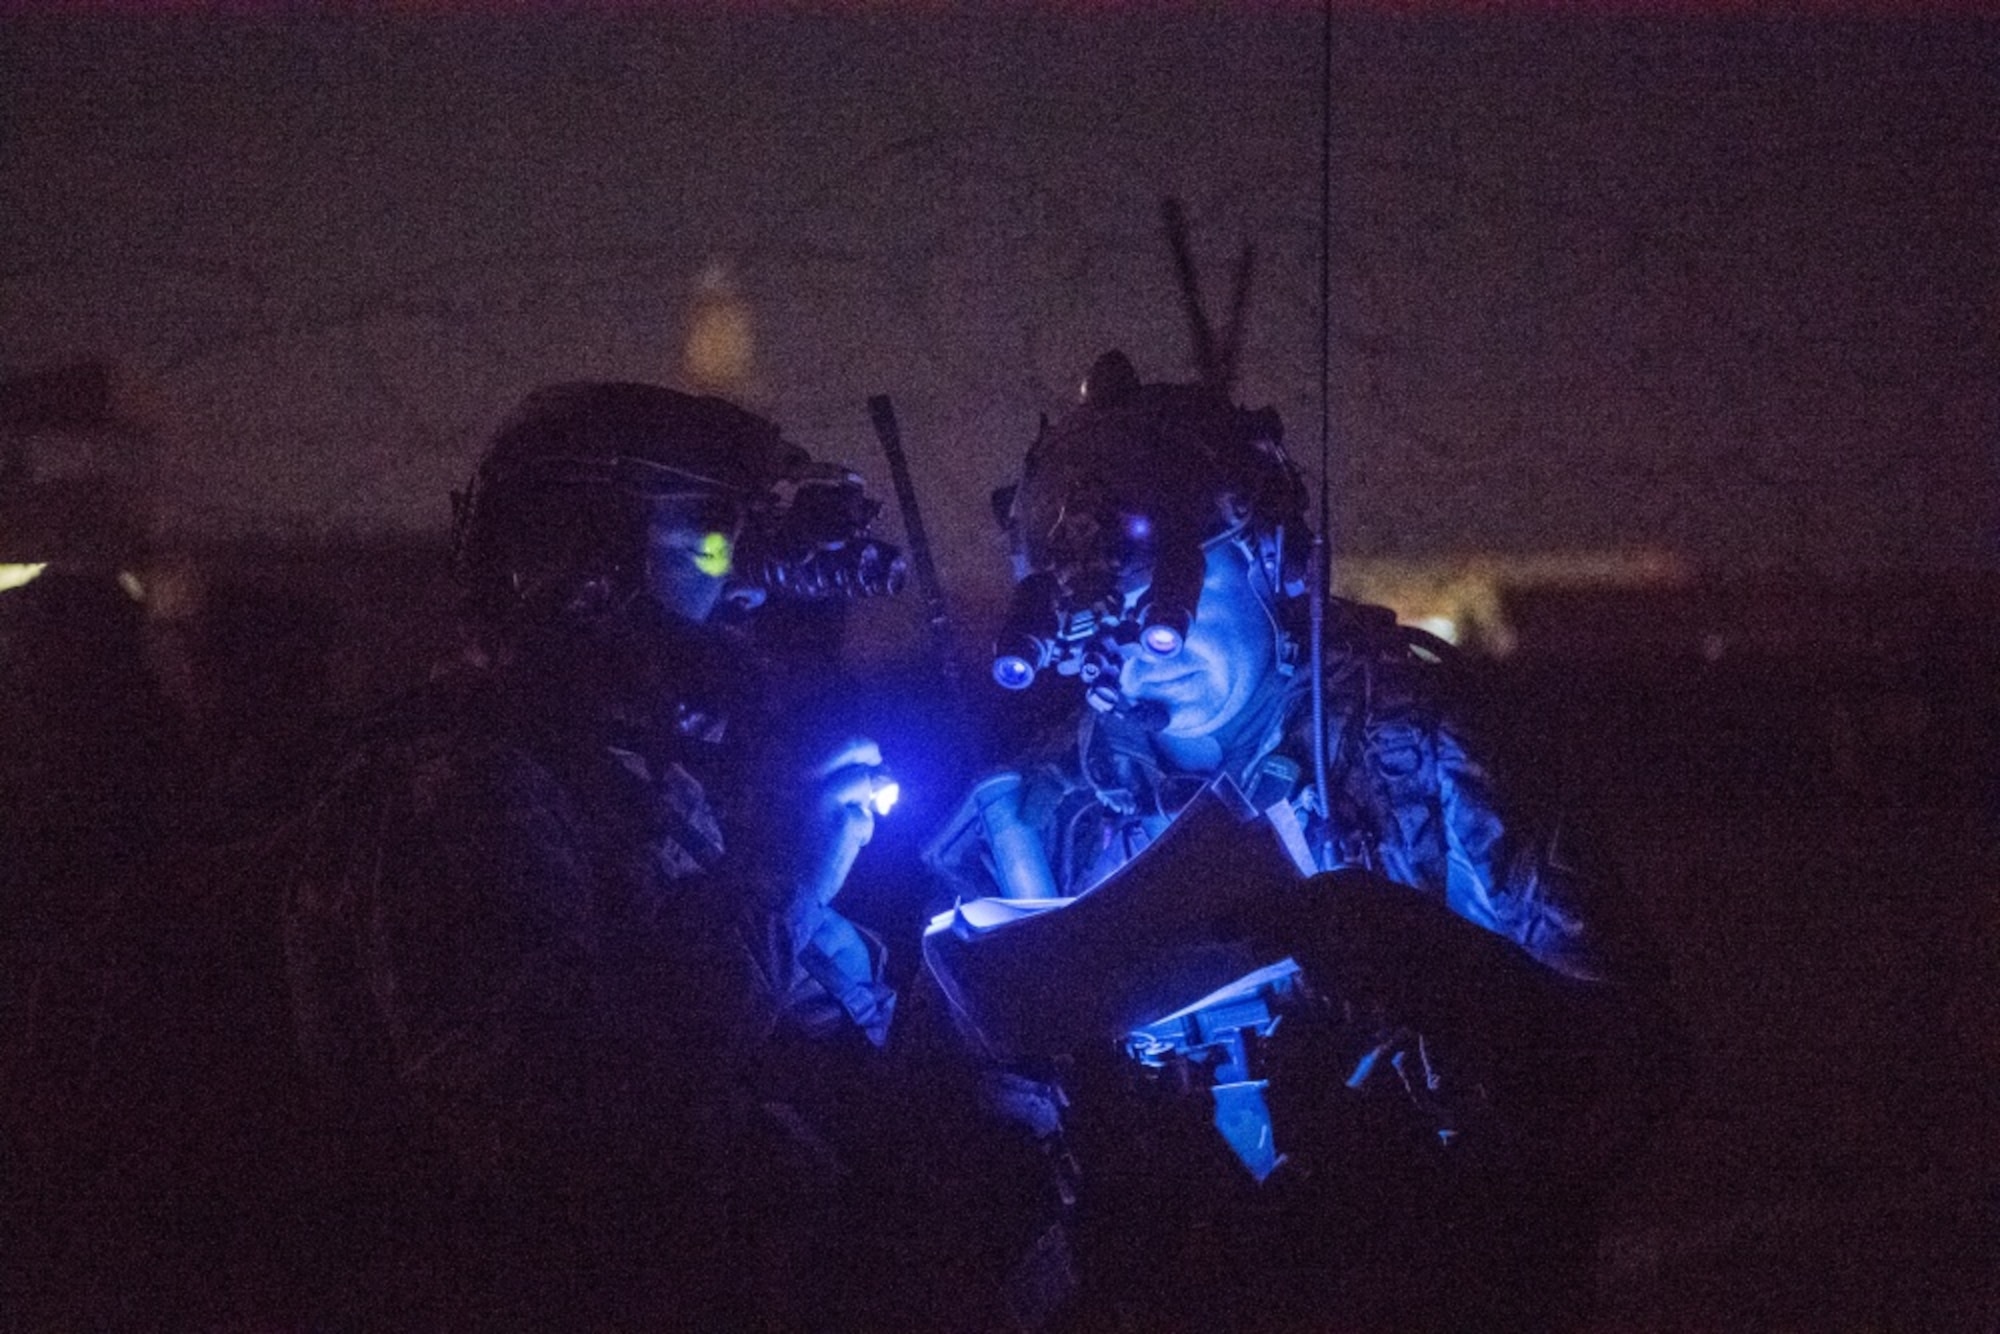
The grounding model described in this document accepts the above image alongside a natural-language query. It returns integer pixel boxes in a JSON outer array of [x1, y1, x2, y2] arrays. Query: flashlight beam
[[868, 778, 900, 818]]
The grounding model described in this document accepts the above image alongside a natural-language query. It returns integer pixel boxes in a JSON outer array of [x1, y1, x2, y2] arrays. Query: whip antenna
[[1309, 0, 1336, 865], [1161, 198, 1253, 393]]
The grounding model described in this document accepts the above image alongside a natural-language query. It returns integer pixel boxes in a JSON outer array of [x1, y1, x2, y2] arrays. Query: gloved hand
[[790, 735, 885, 917]]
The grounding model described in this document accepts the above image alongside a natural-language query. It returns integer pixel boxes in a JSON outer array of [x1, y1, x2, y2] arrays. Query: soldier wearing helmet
[[282, 381, 907, 1329], [922, 353, 1677, 1331]]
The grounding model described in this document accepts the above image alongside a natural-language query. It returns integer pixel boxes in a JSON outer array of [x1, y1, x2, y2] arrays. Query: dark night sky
[[4, 12, 1994, 613]]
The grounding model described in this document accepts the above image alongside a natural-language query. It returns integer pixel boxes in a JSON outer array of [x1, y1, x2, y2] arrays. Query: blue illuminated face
[[1116, 540, 1277, 739]]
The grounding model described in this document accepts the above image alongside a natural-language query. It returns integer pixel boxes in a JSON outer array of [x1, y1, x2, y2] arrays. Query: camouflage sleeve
[[669, 786, 891, 1056], [364, 745, 651, 1193], [691, 886, 849, 1049], [1432, 717, 1610, 983], [1350, 703, 1687, 1181]]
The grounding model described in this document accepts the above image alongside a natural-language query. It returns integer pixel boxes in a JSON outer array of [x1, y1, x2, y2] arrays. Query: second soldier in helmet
[[282, 382, 910, 1328]]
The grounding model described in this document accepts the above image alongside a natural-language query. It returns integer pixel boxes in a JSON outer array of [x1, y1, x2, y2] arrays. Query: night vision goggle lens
[[1140, 622, 1185, 656], [993, 656, 1037, 691], [694, 531, 734, 577]]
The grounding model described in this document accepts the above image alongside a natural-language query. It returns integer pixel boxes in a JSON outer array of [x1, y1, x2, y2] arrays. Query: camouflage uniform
[[283, 667, 895, 1329], [925, 601, 1671, 1332], [938, 601, 1608, 973]]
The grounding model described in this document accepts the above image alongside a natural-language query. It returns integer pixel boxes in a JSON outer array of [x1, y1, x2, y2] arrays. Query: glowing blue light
[[1124, 513, 1154, 540], [1127, 960, 1300, 1186], [868, 777, 900, 817], [1140, 623, 1183, 656], [993, 655, 1036, 690], [1212, 1080, 1282, 1183]]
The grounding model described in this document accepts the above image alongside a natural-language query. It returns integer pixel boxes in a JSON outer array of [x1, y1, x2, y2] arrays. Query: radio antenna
[[1309, 0, 1336, 865], [1161, 197, 1253, 393]]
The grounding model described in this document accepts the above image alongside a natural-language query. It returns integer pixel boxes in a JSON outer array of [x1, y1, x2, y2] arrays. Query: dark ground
[[1492, 588, 2000, 1332], [5, 548, 1996, 1331]]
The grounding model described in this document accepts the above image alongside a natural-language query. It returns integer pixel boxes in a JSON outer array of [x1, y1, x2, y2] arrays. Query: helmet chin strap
[[1228, 530, 1298, 680]]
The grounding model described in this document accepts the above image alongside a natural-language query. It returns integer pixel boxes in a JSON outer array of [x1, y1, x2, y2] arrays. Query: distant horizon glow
[[0, 564, 50, 594]]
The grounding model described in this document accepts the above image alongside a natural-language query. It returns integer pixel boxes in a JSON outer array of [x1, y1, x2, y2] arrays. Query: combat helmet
[[454, 381, 902, 635], [990, 205, 1311, 698]]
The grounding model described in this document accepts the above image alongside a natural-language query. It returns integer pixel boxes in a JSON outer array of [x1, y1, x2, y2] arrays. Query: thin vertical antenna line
[[1309, 0, 1335, 861]]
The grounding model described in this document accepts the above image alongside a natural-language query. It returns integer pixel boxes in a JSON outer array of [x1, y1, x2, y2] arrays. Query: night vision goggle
[[464, 452, 907, 606], [735, 463, 908, 604], [990, 575, 1190, 696], [991, 513, 1239, 703]]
